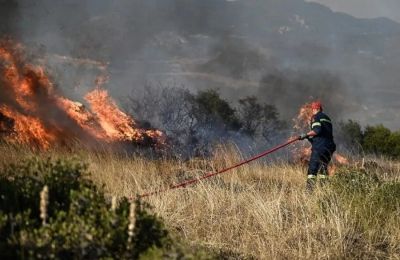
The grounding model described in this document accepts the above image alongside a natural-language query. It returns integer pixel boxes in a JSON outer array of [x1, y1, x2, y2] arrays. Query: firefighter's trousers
[[307, 146, 335, 191]]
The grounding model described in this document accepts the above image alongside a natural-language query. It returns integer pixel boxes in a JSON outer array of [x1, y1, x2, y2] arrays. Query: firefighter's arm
[[310, 117, 322, 135], [299, 130, 317, 141], [299, 114, 322, 140], [306, 130, 317, 137], [299, 120, 321, 140]]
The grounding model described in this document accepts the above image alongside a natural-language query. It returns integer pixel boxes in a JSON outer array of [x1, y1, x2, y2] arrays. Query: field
[[1, 142, 399, 259]]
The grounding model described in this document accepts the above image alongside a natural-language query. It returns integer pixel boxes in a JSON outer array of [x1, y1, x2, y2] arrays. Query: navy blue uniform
[[307, 111, 336, 181]]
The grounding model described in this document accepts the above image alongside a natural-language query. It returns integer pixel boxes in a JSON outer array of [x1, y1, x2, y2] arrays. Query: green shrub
[[0, 157, 207, 259], [387, 131, 400, 158], [329, 168, 380, 196], [337, 121, 400, 158], [363, 125, 391, 155], [0, 157, 88, 218], [133, 199, 170, 259]]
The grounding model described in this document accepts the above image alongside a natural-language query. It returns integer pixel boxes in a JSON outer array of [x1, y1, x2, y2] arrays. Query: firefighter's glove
[[299, 133, 309, 140]]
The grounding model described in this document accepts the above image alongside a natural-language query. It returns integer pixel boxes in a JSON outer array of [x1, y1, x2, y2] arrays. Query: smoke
[[256, 69, 355, 120], [1, 0, 400, 131], [0, 0, 18, 36]]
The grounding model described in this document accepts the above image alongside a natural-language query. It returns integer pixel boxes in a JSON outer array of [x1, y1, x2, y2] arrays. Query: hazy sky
[[307, 0, 400, 22]]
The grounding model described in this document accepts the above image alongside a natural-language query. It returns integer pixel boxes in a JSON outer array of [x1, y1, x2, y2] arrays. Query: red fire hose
[[139, 137, 300, 198]]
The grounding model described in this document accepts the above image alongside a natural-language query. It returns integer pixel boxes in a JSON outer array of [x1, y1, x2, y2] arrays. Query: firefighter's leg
[[318, 148, 333, 187], [307, 150, 320, 192]]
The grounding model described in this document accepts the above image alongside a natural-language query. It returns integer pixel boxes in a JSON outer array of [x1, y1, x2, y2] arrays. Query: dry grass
[[1, 142, 399, 259]]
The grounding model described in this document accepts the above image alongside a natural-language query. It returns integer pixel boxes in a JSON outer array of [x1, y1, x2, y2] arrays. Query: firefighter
[[299, 101, 336, 191]]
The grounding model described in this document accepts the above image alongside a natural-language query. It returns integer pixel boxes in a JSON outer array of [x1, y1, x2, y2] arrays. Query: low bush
[[0, 157, 209, 259]]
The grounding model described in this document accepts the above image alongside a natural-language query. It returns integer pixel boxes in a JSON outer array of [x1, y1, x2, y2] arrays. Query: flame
[[333, 154, 349, 165], [0, 39, 165, 149], [293, 102, 314, 131], [56, 97, 107, 140], [0, 105, 58, 149], [291, 102, 314, 165], [292, 101, 349, 175]]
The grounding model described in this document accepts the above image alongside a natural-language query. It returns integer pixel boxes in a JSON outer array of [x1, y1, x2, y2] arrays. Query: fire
[[85, 89, 142, 142], [334, 154, 349, 165], [291, 102, 313, 164], [85, 88, 165, 146], [0, 105, 59, 149], [293, 101, 349, 175], [293, 102, 314, 131], [0, 39, 165, 149]]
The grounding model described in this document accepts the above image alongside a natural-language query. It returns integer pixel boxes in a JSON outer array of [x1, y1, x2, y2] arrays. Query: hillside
[[1, 0, 400, 128]]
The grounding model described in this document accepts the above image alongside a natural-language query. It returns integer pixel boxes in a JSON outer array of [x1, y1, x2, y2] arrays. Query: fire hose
[[139, 137, 300, 198]]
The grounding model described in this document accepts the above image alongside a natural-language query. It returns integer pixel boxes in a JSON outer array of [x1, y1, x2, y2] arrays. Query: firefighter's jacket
[[308, 111, 336, 152]]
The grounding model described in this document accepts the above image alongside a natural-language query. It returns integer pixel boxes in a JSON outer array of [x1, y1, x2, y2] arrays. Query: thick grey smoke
[[2, 0, 400, 130]]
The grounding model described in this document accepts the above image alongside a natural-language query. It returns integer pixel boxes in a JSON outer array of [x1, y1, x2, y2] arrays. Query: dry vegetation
[[1, 142, 400, 259]]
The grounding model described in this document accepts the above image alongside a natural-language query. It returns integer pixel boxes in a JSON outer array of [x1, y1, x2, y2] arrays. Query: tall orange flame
[[0, 40, 165, 149]]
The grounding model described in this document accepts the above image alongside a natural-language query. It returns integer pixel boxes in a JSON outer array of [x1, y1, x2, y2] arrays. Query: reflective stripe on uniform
[[308, 175, 317, 179], [320, 118, 332, 124], [312, 122, 321, 128]]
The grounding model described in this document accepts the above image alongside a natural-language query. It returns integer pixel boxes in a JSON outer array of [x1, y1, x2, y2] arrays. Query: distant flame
[[0, 39, 165, 149]]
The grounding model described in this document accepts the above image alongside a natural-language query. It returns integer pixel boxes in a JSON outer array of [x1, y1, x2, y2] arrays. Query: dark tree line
[[125, 84, 400, 159], [338, 120, 400, 158], [124, 85, 285, 157]]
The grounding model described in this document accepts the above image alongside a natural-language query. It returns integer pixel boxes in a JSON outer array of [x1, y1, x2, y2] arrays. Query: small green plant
[[329, 168, 380, 195]]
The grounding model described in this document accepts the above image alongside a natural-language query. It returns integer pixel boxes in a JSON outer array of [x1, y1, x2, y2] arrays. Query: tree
[[387, 131, 400, 158], [237, 96, 282, 140], [338, 120, 363, 151], [191, 89, 241, 131], [362, 125, 391, 155], [124, 84, 200, 155]]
